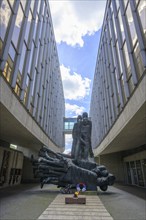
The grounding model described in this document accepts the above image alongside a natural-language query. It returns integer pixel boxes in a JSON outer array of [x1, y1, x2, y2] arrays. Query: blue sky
[[49, 0, 106, 152], [57, 30, 101, 116]]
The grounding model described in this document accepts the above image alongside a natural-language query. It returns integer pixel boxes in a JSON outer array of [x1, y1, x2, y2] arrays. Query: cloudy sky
[[49, 0, 106, 152]]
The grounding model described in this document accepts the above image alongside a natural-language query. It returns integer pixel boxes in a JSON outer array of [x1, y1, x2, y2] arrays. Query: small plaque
[[65, 197, 86, 204]]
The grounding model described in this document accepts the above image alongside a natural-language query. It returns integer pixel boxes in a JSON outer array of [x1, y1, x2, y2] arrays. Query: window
[[123, 0, 129, 9], [20, 0, 26, 11], [8, 43, 16, 61], [28, 41, 34, 74], [19, 43, 27, 74], [134, 42, 144, 79], [128, 76, 135, 94], [14, 72, 21, 96], [2, 56, 13, 82], [138, 0, 146, 37], [126, 2, 137, 47], [8, 0, 15, 8], [12, 4, 24, 48], [33, 14, 38, 41], [0, 0, 11, 41], [123, 41, 130, 69], [115, 0, 120, 10], [30, 0, 35, 12], [112, 15, 117, 39], [116, 42, 123, 75], [118, 10, 125, 43], [24, 10, 32, 44], [23, 87, 28, 105]]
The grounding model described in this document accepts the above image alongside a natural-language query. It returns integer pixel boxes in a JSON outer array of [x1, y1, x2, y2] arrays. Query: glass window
[[33, 14, 38, 41], [3, 61, 12, 82], [135, 0, 140, 7], [39, 19, 43, 40], [32, 70, 37, 96], [42, 1, 45, 18], [8, 43, 16, 61], [19, 42, 26, 74], [64, 122, 69, 130], [23, 87, 28, 105], [8, 0, 15, 8], [30, 0, 35, 12], [28, 41, 34, 74], [37, 0, 41, 13], [118, 10, 125, 43], [24, 10, 32, 44], [123, 0, 129, 9], [123, 41, 130, 69], [116, 0, 120, 10], [138, 0, 146, 36], [134, 42, 144, 79], [128, 76, 135, 94], [112, 14, 117, 39], [26, 74, 30, 86], [111, 43, 116, 68], [20, 0, 27, 11], [69, 122, 74, 130], [35, 41, 40, 67], [126, 2, 137, 47], [12, 4, 24, 48], [0, 39, 3, 56], [116, 42, 123, 75], [0, 0, 11, 41], [14, 72, 21, 96]]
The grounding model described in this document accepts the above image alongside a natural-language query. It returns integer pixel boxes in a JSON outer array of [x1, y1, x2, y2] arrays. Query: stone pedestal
[[65, 197, 86, 204]]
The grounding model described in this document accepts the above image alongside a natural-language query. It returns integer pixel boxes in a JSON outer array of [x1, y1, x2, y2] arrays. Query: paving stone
[[38, 194, 113, 220]]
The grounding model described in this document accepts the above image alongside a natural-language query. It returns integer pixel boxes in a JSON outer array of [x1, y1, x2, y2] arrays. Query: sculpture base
[[65, 197, 86, 204]]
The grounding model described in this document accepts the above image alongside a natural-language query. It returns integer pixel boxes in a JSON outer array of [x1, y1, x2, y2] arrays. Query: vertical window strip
[[0, 0, 20, 71]]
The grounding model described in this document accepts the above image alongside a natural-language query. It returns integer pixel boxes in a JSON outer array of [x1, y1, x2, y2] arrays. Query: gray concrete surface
[[0, 183, 145, 220], [0, 184, 58, 220], [98, 184, 146, 220]]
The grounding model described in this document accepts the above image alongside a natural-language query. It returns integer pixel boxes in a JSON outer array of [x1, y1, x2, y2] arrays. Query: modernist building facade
[[90, 0, 146, 187], [0, 0, 65, 187]]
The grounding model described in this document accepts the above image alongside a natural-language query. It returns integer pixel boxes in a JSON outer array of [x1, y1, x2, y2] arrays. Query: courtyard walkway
[[0, 183, 145, 220], [38, 194, 113, 220]]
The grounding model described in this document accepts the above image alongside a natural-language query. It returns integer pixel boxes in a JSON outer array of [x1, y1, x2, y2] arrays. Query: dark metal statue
[[71, 115, 82, 159], [32, 146, 115, 192], [31, 113, 115, 193]]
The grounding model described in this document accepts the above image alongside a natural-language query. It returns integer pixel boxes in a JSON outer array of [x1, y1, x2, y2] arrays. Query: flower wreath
[[76, 182, 86, 192]]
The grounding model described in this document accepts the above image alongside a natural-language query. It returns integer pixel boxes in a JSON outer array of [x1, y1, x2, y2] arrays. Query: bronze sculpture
[[32, 113, 115, 192]]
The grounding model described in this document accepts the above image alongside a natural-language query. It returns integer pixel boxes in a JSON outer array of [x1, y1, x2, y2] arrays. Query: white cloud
[[65, 103, 85, 117], [60, 64, 91, 100], [64, 134, 72, 154], [49, 0, 106, 47]]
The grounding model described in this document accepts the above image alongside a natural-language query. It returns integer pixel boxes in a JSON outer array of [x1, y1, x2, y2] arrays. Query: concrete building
[[0, 0, 65, 187], [90, 0, 146, 187]]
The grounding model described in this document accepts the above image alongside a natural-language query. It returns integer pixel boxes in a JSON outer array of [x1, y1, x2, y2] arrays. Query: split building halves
[[0, 0, 65, 187], [90, 0, 146, 187]]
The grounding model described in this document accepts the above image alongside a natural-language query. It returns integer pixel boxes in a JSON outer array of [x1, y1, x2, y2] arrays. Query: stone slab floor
[[38, 194, 113, 220]]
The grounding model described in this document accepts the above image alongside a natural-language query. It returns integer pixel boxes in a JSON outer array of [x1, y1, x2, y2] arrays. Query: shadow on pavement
[[114, 183, 146, 200]]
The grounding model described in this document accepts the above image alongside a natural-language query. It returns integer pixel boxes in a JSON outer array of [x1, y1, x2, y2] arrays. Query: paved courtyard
[[0, 183, 145, 220]]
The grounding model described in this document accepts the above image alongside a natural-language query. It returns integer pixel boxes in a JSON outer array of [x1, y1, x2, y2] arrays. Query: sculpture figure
[[32, 147, 115, 192], [71, 115, 82, 159], [79, 112, 94, 160], [71, 112, 94, 161], [31, 112, 115, 192]]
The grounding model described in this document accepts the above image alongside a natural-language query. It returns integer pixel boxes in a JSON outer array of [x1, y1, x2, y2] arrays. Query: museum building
[[0, 0, 65, 187], [90, 0, 146, 187]]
